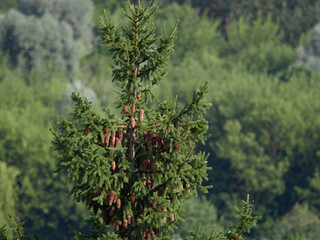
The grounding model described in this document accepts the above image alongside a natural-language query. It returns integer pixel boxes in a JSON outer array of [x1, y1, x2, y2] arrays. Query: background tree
[[0, 0, 94, 73], [297, 22, 320, 70]]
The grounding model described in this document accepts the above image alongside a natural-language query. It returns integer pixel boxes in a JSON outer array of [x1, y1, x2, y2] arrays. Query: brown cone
[[111, 161, 116, 171], [136, 92, 142, 100], [138, 109, 144, 123], [130, 118, 135, 129], [123, 105, 128, 114], [116, 198, 121, 209], [123, 219, 128, 229], [110, 131, 116, 147], [170, 213, 174, 222]]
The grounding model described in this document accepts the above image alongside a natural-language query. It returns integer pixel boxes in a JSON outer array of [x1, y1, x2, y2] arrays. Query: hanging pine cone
[[127, 215, 131, 224], [104, 128, 110, 147], [174, 141, 180, 151], [117, 129, 123, 140], [123, 105, 128, 114], [115, 137, 120, 147], [110, 131, 116, 147], [142, 227, 147, 238], [116, 198, 121, 209], [146, 231, 152, 240], [130, 103, 135, 115], [108, 190, 115, 206], [131, 192, 135, 203], [170, 212, 174, 222], [136, 92, 142, 100], [113, 192, 117, 203], [141, 176, 147, 185], [115, 221, 119, 231], [152, 164, 157, 174], [123, 219, 128, 229], [147, 180, 153, 190], [111, 161, 116, 171], [138, 109, 144, 124], [130, 117, 135, 128], [85, 125, 91, 134]]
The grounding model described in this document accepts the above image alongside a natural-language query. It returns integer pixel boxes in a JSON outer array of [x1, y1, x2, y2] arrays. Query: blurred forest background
[[0, 0, 320, 239]]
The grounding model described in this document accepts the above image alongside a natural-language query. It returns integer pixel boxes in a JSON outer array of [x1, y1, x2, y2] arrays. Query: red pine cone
[[85, 125, 91, 134], [123, 105, 128, 114], [174, 141, 180, 151], [170, 213, 174, 222], [108, 190, 115, 206], [104, 128, 110, 147], [115, 222, 119, 231], [130, 103, 135, 115], [138, 109, 144, 123], [141, 177, 147, 185], [110, 131, 116, 147], [152, 164, 157, 174], [117, 129, 123, 140], [115, 137, 120, 147], [123, 219, 128, 229], [163, 208, 167, 223], [146, 231, 152, 240], [142, 227, 147, 238], [136, 92, 142, 100], [187, 183, 191, 192], [116, 198, 121, 209], [130, 117, 135, 128], [127, 215, 131, 224], [147, 180, 153, 190], [113, 192, 117, 203], [111, 161, 116, 171], [131, 192, 135, 203]]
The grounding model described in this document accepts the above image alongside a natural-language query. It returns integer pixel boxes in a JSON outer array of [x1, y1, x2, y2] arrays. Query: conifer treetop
[[51, 1, 212, 239]]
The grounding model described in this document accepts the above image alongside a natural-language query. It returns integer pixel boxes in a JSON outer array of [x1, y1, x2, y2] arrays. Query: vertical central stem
[[129, 14, 140, 169]]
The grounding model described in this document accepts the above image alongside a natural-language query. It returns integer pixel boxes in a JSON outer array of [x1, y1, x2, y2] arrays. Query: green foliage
[[0, 0, 94, 73], [52, 1, 212, 239], [223, 14, 295, 74], [297, 22, 320, 70], [153, 3, 222, 64], [0, 57, 89, 240], [186, 195, 260, 240], [0, 0, 16, 13], [0, 216, 33, 240], [278, 203, 320, 240], [177, 196, 222, 238], [163, 0, 320, 44], [0, 162, 19, 239]]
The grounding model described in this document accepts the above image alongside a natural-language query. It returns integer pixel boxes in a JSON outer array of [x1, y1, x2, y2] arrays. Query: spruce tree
[[51, 1, 212, 239]]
